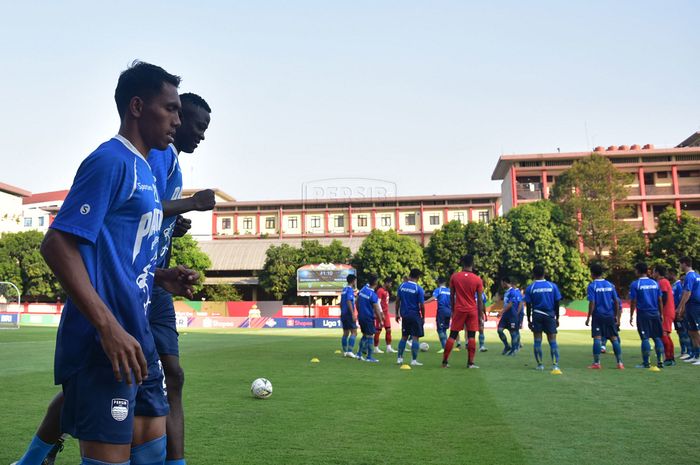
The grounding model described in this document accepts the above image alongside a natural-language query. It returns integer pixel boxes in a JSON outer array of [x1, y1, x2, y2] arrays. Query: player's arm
[[161, 188, 216, 217], [661, 289, 668, 307], [395, 294, 401, 323], [41, 230, 147, 385], [478, 293, 485, 322], [658, 296, 664, 324], [526, 302, 533, 329], [629, 299, 636, 325], [154, 265, 199, 299], [615, 296, 622, 327], [586, 300, 594, 327], [554, 299, 560, 327], [678, 290, 691, 319], [419, 302, 425, 321]]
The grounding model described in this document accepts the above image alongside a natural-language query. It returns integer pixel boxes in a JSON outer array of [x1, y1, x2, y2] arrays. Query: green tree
[[550, 154, 633, 260], [424, 221, 468, 281], [170, 234, 212, 295], [650, 207, 700, 270], [352, 230, 434, 293], [259, 243, 301, 301], [201, 284, 242, 302], [0, 231, 62, 300]]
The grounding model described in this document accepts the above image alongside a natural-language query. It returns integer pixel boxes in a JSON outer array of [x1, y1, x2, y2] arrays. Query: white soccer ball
[[420, 342, 429, 352], [251, 378, 273, 399]]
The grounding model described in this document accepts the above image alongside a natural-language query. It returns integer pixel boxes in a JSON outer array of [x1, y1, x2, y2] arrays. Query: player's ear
[[128, 96, 144, 118]]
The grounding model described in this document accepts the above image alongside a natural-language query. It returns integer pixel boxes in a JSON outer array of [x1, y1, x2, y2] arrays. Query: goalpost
[[0, 281, 21, 330]]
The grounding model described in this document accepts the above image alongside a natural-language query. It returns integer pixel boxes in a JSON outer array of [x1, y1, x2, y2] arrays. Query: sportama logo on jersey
[[111, 398, 129, 422]]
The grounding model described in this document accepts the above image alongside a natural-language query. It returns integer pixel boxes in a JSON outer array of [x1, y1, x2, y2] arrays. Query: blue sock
[[511, 331, 520, 350], [479, 332, 485, 347], [438, 330, 447, 349], [549, 340, 559, 365], [398, 338, 407, 357], [411, 339, 420, 360], [533, 338, 543, 365], [347, 335, 356, 351], [82, 458, 130, 465], [131, 435, 166, 465], [366, 338, 374, 359], [593, 338, 601, 363], [653, 338, 663, 363], [341, 335, 348, 352], [16, 435, 54, 465], [165, 461, 186, 465], [357, 336, 367, 357], [601, 337, 607, 349], [497, 329, 509, 349], [641, 339, 651, 365], [612, 338, 623, 364]]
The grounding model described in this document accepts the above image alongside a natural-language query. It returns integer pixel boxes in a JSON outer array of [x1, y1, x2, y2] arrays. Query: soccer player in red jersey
[[653, 265, 676, 366], [442, 254, 485, 368], [374, 277, 396, 353]]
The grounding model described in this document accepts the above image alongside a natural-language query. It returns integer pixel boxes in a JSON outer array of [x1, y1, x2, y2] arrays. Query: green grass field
[[2, 327, 698, 465]]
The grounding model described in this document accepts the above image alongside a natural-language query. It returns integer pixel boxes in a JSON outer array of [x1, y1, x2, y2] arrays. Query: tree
[[201, 284, 242, 302], [0, 231, 62, 300], [170, 234, 212, 296], [424, 221, 468, 281], [650, 208, 700, 270], [550, 154, 633, 260], [352, 230, 434, 293]]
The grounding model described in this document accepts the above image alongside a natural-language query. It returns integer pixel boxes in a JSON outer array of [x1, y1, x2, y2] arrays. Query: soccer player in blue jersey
[[524, 265, 562, 373], [585, 263, 624, 369], [395, 268, 426, 366], [629, 262, 664, 370], [498, 277, 522, 356], [340, 274, 358, 358], [478, 291, 488, 352], [671, 271, 692, 359], [14, 62, 200, 465], [677, 257, 700, 364], [355, 275, 385, 362], [425, 278, 451, 352]]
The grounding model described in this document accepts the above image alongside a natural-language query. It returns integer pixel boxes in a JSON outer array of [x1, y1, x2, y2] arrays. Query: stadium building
[[0, 182, 31, 234], [491, 131, 700, 234]]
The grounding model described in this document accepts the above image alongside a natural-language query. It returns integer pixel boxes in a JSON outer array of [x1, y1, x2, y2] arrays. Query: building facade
[[0, 183, 31, 234]]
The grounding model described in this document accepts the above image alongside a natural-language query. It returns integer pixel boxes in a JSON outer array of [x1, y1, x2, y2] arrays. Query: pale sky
[[1, 1, 698, 201]]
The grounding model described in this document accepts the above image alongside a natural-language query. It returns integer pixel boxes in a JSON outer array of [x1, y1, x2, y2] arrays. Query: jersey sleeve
[[524, 285, 532, 303], [587, 283, 595, 302], [371, 290, 379, 304], [629, 280, 637, 300], [418, 286, 425, 303], [683, 274, 694, 293], [553, 284, 562, 301], [433, 288, 439, 298], [50, 152, 132, 244]]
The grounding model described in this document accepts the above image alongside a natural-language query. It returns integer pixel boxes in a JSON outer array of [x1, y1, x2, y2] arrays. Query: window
[[357, 215, 368, 227], [656, 172, 668, 179], [24, 217, 32, 227], [454, 212, 465, 223], [265, 217, 276, 229], [429, 215, 440, 225], [310, 216, 321, 228], [242, 217, 253, 230], [38, 217, 45, 226], [405, 213, 416, 226], [478, 211, 490, 223], [221, 218, 232, 229], [381, 215, 392, 227], [288, 216, 298, 229], [334, 215, 345, 228]]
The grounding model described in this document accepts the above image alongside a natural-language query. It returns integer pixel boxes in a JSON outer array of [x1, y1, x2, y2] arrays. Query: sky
[[1, 1, 698, 201]]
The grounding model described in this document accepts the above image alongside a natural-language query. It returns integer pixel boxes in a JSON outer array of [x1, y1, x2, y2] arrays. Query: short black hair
[[502, 276, 515, 285], [635, 262, 648, 275], [681, 256, 693, 267], [367, 275, 378, 286], [589, 263, 603, 278], [346, 274, 356, 284], [383, 277, 394, 284], [654, 264, 667, 277], [532, 264, 545, 279], [460, 254, 474, 267], [180, 92, 212, 113], [668, 269, 677, 279], [438, 277, 447, 285], [115, 61, 181, 118], [409, 268, 422, 279]]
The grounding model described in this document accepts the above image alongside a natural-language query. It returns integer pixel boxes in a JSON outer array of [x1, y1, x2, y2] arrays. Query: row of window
[[23, 217, 45, 227], [220, 211, 491, 231]]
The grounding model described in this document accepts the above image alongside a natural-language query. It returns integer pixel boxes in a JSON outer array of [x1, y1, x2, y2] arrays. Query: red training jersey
[[450, 271, 484, 313], [658, 278, 675, 316], [376, 287, 390, 314]]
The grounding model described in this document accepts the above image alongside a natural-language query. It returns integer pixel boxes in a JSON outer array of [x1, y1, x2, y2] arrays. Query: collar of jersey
[[114, 134, 148, 162], [169, 143, 179, 156]]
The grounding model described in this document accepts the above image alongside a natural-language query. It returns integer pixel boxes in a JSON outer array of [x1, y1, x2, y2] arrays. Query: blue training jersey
[[682, 270, 700, 306], [148, 144, 182, 268], [433, 286, 451, 316], [524, 280, 562, 317], [673, 280, 683, 308], [340, 285, 355, 315], [504, 287, 523, 319], [50, 136, 163, 384], [587, 279, 619, 318], [357, 284, 379, 321], [398, 281, 425, 319], [629, 277, 660, 316]]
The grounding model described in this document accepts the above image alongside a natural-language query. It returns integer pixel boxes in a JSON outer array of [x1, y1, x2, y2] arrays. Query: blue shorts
[[498, 313, 517, 330], [636, 313, 663, 339], [532, 312, 557, 335], [341, 312, 357, 331], [686, 306, 700, 332], [591, 315, 618, 339], [358, 318, 375, 335], [149, 286, 179, 357], [436, 314, 451, 331], [675, 318, 688, 333], [401, 316, 424, 338], [61, 360, 169, 444]]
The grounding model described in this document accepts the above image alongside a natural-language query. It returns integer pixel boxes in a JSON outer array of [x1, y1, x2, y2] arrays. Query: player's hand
[[527, 321, 534, 331], [629, 318, 634, 326], [556, 319, 560, 328], [192, 189, 216, 211], [99, 321, 148, 385], [395, 315, 401, 323], [172, 215, 192, 238], [585, 318, 590, 327], [156, 265, 200, 298]]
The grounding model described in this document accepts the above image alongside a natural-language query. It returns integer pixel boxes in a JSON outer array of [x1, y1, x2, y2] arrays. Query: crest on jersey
[[111, 398, 129, 421]]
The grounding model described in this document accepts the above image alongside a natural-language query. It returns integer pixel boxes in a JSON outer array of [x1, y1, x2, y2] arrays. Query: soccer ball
[[420, 342, 429, 352], [251, 378, 273, 399]]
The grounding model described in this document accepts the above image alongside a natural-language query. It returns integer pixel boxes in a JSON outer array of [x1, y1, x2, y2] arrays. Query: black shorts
[[636, 314, 663, 339], [591, 315, 618, 339], [402, 316, 424, 338], [532, 312, 557, 335]]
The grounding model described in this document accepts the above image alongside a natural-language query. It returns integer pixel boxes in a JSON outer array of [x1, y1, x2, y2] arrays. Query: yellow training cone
[[648, 366, 661, 372], [551, 368, 563, 375], [400, 364, 412, 370], [310, 358, 320, 363], [334, 350, 342, 354]]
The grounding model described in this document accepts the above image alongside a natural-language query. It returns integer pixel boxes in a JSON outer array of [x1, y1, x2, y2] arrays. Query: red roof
[[22, 189, 69, 205], [0, 182, 31, 197]]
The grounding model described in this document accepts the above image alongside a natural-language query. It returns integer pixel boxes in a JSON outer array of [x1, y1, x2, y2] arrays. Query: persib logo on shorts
[[111, 398, 129, 422]]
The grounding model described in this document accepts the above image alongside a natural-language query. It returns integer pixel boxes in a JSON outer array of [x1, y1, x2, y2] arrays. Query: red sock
[[385, 329, 392, 345], [662, 334, 674, 360], [374, 330, 380, 347], [467, 338, 476, 365], [443, 337, 455, 362]]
